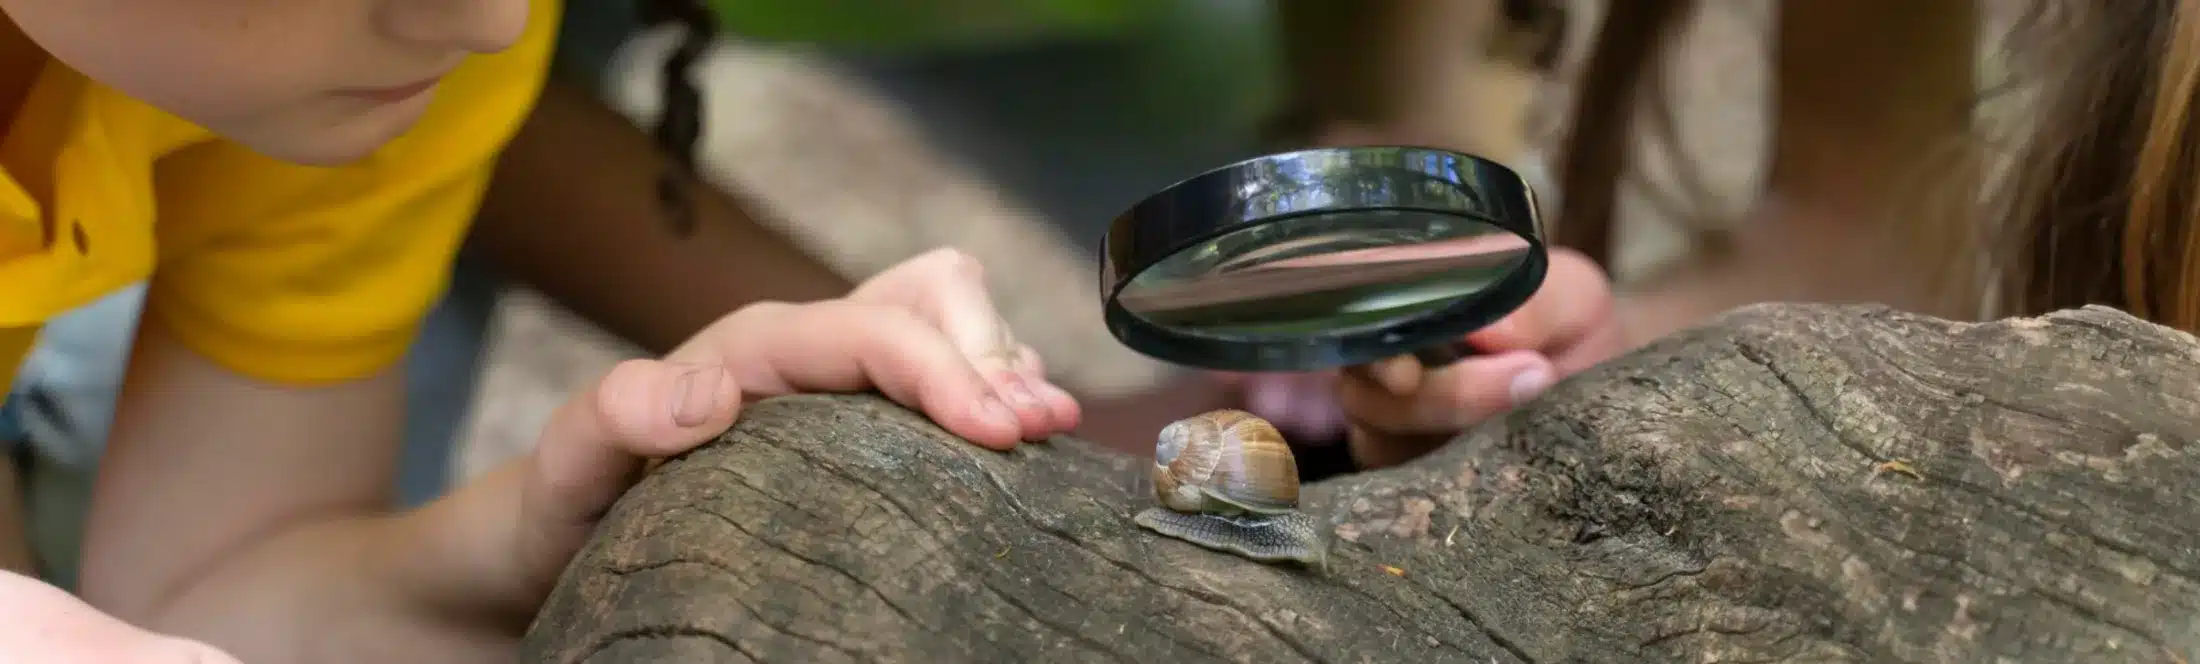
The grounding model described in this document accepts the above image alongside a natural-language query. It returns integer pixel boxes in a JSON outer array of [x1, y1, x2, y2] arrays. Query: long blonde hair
[[1991, 1, 2200, 328]]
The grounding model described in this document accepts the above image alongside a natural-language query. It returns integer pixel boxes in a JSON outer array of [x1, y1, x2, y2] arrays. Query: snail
[[1133, 409, 1326, 566]]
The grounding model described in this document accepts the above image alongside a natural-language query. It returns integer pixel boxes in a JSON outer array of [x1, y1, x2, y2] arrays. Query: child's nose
[[377, 0, 530, 55]]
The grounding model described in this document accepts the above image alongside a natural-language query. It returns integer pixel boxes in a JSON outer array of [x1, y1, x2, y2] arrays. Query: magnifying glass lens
[[1118, 211, 1529, 339]]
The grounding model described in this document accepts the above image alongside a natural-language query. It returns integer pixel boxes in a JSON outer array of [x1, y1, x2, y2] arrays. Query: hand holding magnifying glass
[[1329, 245, 1622, 467], [1100, 146, 1626, 471]]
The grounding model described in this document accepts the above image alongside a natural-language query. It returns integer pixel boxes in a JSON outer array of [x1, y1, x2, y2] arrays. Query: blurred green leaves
[[1123, 0, 1277, 138], [695, 0, 1281, 148], [707, 0, 1173, 51]]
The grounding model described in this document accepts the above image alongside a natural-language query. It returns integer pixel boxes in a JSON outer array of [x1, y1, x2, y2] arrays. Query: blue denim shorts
[[0, 395, 23, 447]]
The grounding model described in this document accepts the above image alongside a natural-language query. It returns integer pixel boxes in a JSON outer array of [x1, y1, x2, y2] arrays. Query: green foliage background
[[694, 0, 1281, 163], [705, 0, 1172, 50]]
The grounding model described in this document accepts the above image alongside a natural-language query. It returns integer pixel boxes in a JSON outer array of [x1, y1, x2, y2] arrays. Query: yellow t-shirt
[[0, 0, 559, 393]]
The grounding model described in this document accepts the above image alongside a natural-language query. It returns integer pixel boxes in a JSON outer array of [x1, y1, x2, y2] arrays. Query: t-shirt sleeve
[[0, 325, 34, 400], [143, 2, 558, 386]]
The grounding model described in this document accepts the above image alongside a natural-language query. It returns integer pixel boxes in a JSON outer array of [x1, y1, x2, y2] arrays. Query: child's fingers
[[1337, 349, 1554, 438], [849, 248, 997, 353], [1015, 346, 1081, 434], [852, 247, 1018, 368], [1351, 356, 1424, 397], [851, 248, 1074, 437], [593, 360, 743, 452], [672, 300, 1029, 449], [1338, 349, 1555, 469], [1464, 248, 1615, 355], [528, 359, 742, 528]]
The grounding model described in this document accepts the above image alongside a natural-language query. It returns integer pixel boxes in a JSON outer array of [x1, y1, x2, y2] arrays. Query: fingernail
[[977, 392, 1020, 429], [1509, 367, 1553, 406], [672, 365, 728, 427], [1033, 380, 1080, 427], [1032, 379, 1076, 406], [1001, 372, 1042, 412]]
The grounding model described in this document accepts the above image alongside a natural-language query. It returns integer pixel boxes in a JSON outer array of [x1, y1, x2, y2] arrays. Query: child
[[0, 20, 862, 588], [0, 0, 1076, 660], [0, 1, 1621, 661]]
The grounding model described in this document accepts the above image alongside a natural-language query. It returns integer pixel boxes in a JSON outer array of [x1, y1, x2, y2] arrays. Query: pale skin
[[0, 0, 524, 655], [0, 29, 857, 596], [0, 0, 1073, 661], [84, 248, 1077, 662], [0, 570, 240, 663]]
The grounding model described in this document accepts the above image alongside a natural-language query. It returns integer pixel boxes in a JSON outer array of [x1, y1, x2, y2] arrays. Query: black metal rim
[[1099, 145, 1549, 372]]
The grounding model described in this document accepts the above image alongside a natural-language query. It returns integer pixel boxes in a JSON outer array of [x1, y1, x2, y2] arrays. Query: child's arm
[[80, 249, 1082, 662], [470, 81, 853, 354], [70, 5, 562, 656], [77, 324, 514, 661]]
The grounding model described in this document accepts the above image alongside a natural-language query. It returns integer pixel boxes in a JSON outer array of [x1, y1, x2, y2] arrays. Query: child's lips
[[334, 76, 442, 103]]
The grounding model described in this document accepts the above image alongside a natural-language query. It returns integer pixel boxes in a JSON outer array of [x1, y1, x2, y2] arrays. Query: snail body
[[1134, 409, 1325, 565]]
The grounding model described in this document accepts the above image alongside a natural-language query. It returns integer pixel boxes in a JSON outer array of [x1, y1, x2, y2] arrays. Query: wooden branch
[[524, 304, 2200, 663]]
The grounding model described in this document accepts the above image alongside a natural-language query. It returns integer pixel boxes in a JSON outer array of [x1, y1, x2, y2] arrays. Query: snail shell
[[1136, 409, 1324, 566], [1151, 409, 1300, 515]]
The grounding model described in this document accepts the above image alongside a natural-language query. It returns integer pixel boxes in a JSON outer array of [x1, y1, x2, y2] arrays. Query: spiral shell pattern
[[1151, 409, 1300, 515]]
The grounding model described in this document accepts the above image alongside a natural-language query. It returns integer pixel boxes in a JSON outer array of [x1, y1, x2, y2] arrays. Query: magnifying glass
[[1100, 146, 1547, 373]]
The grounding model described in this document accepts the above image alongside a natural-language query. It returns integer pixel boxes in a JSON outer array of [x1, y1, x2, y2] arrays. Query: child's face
[[1, 0, 529, 165]]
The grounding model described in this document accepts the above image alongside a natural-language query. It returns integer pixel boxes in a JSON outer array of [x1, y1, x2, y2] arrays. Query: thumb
[[1464, 247, 1615, 355], [525, 359, 742, 532]]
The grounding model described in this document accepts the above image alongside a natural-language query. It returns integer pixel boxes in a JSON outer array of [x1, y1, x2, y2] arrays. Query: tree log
[[523, 304, 2200, 663]]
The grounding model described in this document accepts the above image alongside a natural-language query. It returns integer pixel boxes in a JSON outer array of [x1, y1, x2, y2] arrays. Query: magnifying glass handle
[[1410, 340, 1477, 368]]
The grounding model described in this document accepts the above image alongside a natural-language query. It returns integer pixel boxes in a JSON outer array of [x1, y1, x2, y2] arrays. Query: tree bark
[[524, 304, 2200, 663]]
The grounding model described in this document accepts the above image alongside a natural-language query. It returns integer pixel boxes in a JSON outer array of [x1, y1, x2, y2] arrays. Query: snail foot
[[1134, 507, 1325, 566]]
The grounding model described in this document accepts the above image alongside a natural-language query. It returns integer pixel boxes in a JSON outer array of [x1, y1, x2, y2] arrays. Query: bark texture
[[524, 304, 2200, 663]]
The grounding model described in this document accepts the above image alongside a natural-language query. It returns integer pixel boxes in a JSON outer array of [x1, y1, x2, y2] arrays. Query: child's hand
[[0, 569, 240, 663], [511, 248, 1079, 597], [1337, 248, 1626, 468]]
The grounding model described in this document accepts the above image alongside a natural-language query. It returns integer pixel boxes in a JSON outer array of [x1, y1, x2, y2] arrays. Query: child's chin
[[234, 105, 430, 167]]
